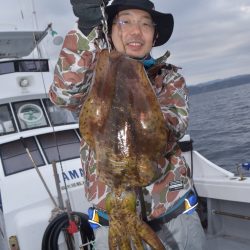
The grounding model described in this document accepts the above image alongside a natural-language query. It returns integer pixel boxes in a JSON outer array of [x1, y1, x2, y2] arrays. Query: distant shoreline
[[188, 74, 250, 95]]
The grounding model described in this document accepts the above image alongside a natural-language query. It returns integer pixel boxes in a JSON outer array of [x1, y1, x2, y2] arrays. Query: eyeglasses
[[113, 18, 156, 32]]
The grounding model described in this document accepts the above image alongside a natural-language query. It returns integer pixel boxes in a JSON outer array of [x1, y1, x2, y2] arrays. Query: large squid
[[79, 49, 168, 250]]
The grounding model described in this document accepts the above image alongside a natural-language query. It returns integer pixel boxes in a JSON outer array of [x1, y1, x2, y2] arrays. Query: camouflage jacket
[[49, 25, 193, 220]]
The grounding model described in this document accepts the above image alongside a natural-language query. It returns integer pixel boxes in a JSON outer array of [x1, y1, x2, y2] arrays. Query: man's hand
[[70, 0, 110, 35]]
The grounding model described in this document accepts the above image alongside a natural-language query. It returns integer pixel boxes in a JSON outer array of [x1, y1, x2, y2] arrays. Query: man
[[49, 0, 206, 249]]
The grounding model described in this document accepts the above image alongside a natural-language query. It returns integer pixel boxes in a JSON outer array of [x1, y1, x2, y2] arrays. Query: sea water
[[188, 83, 250, 176]]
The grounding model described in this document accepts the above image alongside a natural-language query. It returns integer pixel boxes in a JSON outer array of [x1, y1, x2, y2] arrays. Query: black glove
[[70, 0, 110, 36]]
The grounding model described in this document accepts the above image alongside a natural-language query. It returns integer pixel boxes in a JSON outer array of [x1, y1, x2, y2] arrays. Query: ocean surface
[[187, 83, 250, 177]]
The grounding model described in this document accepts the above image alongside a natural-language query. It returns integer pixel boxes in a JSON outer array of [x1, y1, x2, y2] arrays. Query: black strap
[[98, 215, 109, 226], [147, 201, 185, 232], [137, 187, 148, 222]]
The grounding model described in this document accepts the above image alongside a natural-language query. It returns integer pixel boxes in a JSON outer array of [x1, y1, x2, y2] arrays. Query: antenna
[[31, 0, 39, 30]]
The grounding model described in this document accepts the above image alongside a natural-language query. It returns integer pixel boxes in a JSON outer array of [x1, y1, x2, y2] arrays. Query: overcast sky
[[1, 0, 250, 85]]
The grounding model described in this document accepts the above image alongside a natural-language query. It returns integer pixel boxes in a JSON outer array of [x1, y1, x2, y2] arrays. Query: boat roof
[[0, 30, 47, 59]]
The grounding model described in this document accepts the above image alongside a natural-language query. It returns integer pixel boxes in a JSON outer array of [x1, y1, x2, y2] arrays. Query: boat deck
[[206, 233, 250, 250]]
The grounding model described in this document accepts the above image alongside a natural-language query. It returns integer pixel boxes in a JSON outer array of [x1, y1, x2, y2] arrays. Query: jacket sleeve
[[49, 24, 102, 113], [154, 67, 189, 152]]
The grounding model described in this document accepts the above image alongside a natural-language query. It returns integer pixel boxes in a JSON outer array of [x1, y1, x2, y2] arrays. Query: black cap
[[105, 0, 174, 47]]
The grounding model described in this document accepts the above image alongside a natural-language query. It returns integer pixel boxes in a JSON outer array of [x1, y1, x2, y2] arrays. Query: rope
[[100, 0, 111, 52]]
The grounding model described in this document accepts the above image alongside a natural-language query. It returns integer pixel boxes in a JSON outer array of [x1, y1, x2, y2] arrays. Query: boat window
[[0, 137, 44, 176], [0, 61, 15, 75], [37, 130, 80, 163], [17, 59, 49, 72], [12, 100, 49, 131], [0, 104, 17, 136], [0, 59, 49, 75], [43, 99, 78, 126]]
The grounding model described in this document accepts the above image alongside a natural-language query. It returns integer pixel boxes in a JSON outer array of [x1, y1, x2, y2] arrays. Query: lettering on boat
[[60, 168, 84, 190]]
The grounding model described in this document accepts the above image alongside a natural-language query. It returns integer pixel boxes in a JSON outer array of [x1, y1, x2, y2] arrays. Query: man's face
[[111, 9, 155, 58]]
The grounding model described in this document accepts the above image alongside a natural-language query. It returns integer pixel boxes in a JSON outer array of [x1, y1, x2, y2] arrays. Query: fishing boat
[[0, 27, 250, 250]]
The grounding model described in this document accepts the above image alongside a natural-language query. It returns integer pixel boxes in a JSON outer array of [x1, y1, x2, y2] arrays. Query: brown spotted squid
[[79, 49, 168, 250]]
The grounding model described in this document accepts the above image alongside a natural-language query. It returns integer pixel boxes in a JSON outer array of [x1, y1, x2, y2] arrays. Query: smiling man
[[49, 0, 206, 249], [110, 9, 156, 58]]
